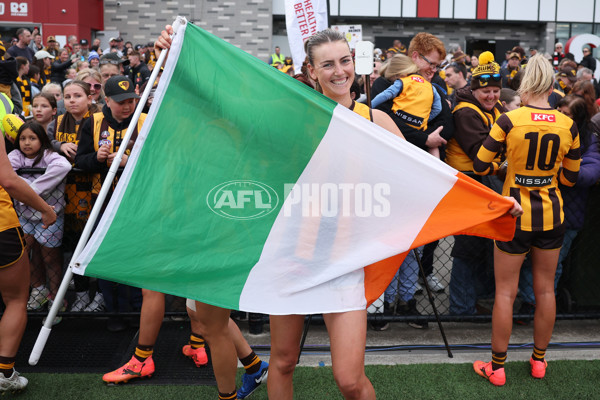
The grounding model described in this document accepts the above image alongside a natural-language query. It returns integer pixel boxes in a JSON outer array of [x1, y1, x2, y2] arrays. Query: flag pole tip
[[173, 16, 187, 32]]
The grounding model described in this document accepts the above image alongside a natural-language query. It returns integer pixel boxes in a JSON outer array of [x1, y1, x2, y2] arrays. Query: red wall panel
[[476, 0, 488, 20], [417, 0, 440, 18]]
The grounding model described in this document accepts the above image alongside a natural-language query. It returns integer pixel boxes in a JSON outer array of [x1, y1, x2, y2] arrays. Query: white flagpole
[[28, 16, 188, 366]]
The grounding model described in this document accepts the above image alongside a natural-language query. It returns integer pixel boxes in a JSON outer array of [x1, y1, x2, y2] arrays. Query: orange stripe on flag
[[363, 172, 516, 306], [364, 252, 408, 306]]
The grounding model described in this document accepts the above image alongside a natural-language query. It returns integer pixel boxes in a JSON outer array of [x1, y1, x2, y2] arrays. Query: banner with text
[[332, 25, 363, 49], [284, 0, 328, 74]]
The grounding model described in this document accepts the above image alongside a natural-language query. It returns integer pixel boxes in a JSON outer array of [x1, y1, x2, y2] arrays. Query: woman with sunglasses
[[472, 54, 580, 386], [446, 52, 506, 316], [76, 68, 105, 105], [579, 46, 596, 73]]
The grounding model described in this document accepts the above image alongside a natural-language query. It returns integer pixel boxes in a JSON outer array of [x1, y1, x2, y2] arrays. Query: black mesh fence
[[8, 168, 600, 331]]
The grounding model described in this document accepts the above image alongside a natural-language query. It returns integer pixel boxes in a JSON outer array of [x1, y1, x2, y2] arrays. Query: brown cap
[[558, 65, 577, 82], [452, 50, 466, 62], [508, 52, 521, 60], [47, 35, 56, 43]]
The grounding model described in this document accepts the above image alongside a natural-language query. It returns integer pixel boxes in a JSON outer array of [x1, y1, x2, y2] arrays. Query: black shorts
[[495, 225, 565, 255], [0, 227, 25, 268]]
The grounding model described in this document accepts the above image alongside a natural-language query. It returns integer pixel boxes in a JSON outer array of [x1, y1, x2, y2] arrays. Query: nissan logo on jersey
[[515, 174, 553, 187]]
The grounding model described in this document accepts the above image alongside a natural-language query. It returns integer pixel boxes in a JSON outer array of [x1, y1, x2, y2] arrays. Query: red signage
[[531, 113, 556, 123]]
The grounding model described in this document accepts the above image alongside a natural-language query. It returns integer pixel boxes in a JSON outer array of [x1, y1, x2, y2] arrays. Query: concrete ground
[[241, 318, 600, 367]]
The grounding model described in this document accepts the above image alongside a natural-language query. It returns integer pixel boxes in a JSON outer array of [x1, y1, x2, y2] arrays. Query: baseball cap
[[109, 37, 117, 42], [46, 35, 57, 43], [34, 50, 53, 60], [508, 52, 521, 60], [558, 65, 577, 82], [104, 76, 140, 102], [80, 39, 88, 46], [100, 52, 129, 66]]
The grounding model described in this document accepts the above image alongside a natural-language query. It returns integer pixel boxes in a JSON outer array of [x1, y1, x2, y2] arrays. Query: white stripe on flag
[[239, 105, 457, 314]]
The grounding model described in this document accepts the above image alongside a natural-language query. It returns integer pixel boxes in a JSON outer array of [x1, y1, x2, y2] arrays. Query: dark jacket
[[129, 62, 151, 88], [371, 76, 454, 151], [50, 59, 74, 85], [580, 54, 596, 73], [560, 128, 600, 230], [75, 104, 135, 173]]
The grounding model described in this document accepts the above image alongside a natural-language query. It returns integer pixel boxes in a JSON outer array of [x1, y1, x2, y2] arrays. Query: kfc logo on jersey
[[531, 113, 556, 123], [411, 76, 425, 83]]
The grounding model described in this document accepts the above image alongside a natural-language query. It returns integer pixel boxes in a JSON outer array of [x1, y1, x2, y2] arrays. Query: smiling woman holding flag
[[268, 29, 405, 400]]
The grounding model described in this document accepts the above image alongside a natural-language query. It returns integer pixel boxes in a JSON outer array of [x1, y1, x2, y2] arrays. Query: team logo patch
[[411, 76, 424, 83], [531, 113, 556, 123], [118, 81, 130, 91]]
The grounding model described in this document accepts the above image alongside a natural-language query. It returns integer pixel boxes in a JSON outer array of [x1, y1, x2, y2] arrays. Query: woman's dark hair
[[571, 80, 599, 118], [27, 64, 40, 80], [15, 120, 53, 166], [558, 94, 592, 150], [33, 92, 58, 111]]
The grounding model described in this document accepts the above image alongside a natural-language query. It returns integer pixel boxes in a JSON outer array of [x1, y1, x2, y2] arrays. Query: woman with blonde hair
[[473, 54, 580, 386], [76, 68, 105, 105], [371, 53, 442, 157]]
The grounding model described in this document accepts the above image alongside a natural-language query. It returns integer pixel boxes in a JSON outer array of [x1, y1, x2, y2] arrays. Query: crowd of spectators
[[2, 25, 600, 332], [1, 27, 160, 328]]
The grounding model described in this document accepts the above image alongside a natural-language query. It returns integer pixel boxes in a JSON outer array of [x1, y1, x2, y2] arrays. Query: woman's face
[[90, 58, 99, 68], [307, 41, 354, 100], [473, 86, 501, 111], [32, 96, 56, 124], [471, 56, 479, 67], [558, 105, 573, 119], [60, 50, 69, 62], [503, 96, 521, 111], [64, 84, 90, 117], [83, 77, 102, 101]]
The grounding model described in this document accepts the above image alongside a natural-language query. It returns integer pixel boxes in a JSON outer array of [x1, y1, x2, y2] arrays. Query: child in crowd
[[371, 53, 442, 157], [8, 121, 71, 322], [31, 93, 57, 132], [500, 88, 521, 111], [47, 81, 102, 312], [41, 83, 63, 103], [75, 76, 147, 326]]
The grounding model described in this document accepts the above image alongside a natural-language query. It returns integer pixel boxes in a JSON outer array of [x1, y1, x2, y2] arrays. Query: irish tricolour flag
[[73, 21, 516, 314]]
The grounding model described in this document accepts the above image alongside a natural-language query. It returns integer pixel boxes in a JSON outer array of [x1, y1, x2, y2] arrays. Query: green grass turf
[[5, 360, 600, 399]]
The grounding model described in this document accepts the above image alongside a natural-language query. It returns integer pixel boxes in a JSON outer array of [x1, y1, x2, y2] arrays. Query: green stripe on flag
[[82, 23, 337, 309]]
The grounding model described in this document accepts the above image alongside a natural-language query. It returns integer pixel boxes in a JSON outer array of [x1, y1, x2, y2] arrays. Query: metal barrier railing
[[8, 169, 600, 331]]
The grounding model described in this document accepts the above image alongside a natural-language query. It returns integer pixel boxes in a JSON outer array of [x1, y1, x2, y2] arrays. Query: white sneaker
[[43, 298, 67, 326], [27, 287, 49, 311], [426, 275, 445, 292], [83, 292, 105, 312], [70, 291, 91, 312], [0, 370, 28, 392]]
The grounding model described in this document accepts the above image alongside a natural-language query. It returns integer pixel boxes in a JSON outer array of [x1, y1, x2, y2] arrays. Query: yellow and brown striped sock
[[0, 356, 15, 377], [190, 332, 205, 349], [240, 351, 261, 375], [491, 351, 507, 371], [532, 346, 546, 362], [218, 389, 237, 400], [134, 344, 154, 362]]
